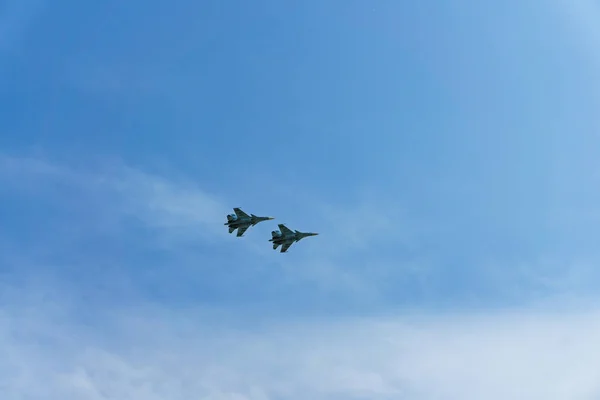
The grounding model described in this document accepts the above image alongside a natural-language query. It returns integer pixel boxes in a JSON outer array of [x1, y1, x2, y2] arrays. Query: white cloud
[[1, 295, 600, 400]]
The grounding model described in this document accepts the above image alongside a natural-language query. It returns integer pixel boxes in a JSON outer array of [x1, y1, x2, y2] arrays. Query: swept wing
[[233, 208, 250, 219], [278, 224, 294, 236]]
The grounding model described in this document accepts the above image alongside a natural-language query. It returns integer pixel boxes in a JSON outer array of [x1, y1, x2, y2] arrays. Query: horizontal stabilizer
[[228, 226, 235, 234]]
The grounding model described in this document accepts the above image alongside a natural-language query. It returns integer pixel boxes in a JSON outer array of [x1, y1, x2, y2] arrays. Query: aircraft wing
[[233, 208, 250, 218], [278, 224, 294, 236], [280, 242, 292, 253], [236, 225, 249, 237]]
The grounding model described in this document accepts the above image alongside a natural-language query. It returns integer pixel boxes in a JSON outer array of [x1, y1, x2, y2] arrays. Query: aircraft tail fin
[[228, 226, 235, 234], [273, 243, 280, 250]]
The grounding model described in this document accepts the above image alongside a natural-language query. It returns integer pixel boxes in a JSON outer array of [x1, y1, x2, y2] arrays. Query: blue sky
[[2, 0, 600, 398]]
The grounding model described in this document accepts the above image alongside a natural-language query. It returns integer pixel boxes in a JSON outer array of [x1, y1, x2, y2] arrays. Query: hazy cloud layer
[[1, 295, 600, 400], [2, 154, 600, 399]]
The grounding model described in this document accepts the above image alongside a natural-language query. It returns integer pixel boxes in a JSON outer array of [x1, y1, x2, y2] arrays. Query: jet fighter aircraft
[[269, 223, 318, 253], [224, 207, 274, 237]]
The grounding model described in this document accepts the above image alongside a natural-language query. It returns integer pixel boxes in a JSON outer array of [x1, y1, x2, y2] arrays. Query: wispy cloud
[[0, 153, 411, 301], [0, 154, 398, 246], [5, 153, 593, 309], [0, 154, 243, 304], [0, 153, 230, 242], [2, 291, 600, 400]]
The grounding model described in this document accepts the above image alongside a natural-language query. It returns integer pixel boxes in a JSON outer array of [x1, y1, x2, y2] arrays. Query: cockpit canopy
[[227, 213, 238, 221]]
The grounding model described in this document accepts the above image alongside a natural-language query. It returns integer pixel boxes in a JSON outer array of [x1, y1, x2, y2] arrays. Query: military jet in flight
[[224, 207, 274, 237], [269, 223, 318, 253]]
